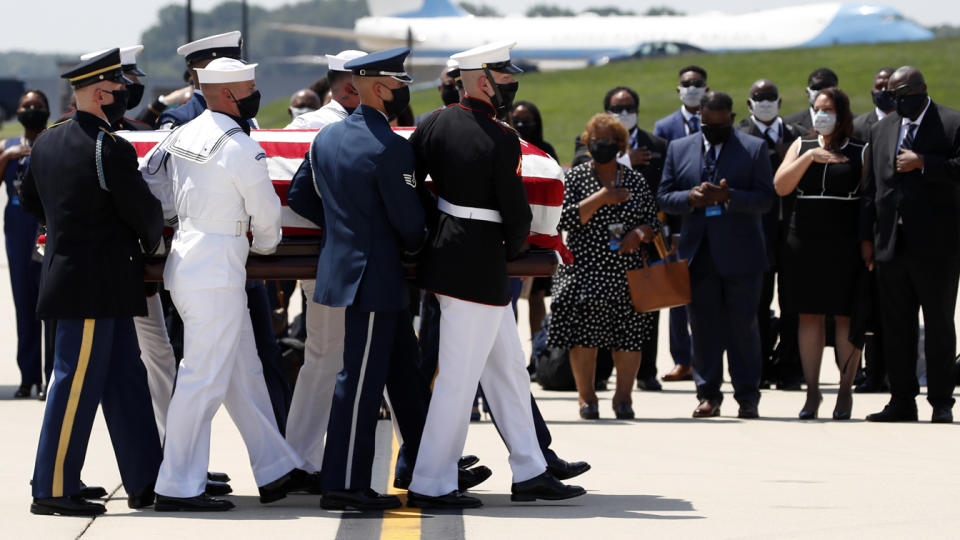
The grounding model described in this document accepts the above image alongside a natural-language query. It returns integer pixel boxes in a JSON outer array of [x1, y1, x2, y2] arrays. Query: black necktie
[[703, 145, 717, 182], [901, 123, 917, 151]]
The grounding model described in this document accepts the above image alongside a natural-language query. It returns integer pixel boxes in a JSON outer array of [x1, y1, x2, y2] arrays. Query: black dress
[[548, 162, 660, 351], [780, 137, 865, 316]]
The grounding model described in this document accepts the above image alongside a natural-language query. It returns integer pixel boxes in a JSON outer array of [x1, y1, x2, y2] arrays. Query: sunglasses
[[680, 80, 706, 88], [751, 92, 778, 102], [608, 104, 637, 114], [889, 84, 921, 97]]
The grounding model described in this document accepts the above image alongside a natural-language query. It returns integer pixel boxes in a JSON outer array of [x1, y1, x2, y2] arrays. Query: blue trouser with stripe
[[321, 307, 430, 491], [32, 318, 163, 499]]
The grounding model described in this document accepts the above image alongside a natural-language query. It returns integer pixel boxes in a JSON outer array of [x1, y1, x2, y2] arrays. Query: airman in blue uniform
[[287, 47, 432, 511]]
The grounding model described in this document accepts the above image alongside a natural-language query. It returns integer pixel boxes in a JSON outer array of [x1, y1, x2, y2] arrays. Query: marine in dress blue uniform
[[19, 49, 164, 517], [287, 48, 431, 511]]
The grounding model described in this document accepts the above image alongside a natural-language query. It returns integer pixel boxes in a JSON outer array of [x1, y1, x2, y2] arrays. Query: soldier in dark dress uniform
[[20, 49, 164, 517], [407, 40, 584, 509]]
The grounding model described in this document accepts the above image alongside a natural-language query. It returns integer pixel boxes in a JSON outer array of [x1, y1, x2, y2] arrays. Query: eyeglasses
[[751, 92, 778, 102], [680, 80, 706, 88], [607, 104, 637, 114], [889, 84, 921, 97]]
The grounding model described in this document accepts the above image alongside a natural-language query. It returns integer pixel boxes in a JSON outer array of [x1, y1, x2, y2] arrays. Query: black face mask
[[589, 141, 620, 164], [383, 85, 410, 121], [102, 89, 129, 125], [514, 119, 538, 141], [872, 90, 895, 112], [701, 124, 732, 146], [232, 89, 261, 120], [17, 108, 49, 131], [491, 81, 519, 113], [896, 92, 927, 119], [126, 82, 145, 109], [440, 84, 459, 106]]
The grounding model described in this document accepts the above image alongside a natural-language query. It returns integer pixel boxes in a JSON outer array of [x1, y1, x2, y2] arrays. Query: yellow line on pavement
[[380, 433, 422, 540]]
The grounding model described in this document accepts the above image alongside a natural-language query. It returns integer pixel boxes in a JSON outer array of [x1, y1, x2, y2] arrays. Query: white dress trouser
[[133, 292, 177, 440], [155, 287, 302, 498], [409, 295, 546, 497], [284, 279, 345, 473]]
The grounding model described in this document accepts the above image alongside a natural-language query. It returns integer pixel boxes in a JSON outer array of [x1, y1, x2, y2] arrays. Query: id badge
[[608, 223, 625, 251], [705, 204, 722, 217]]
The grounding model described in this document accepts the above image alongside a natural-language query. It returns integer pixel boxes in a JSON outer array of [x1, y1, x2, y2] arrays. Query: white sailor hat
[[177, 31, 242, 63], [196, 58, 257, 84], [326, 50, 368, 72], [450, 40, 523, 73], [81, 45, 146, 76]]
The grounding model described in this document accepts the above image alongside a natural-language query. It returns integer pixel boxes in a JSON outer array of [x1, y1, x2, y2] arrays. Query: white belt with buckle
[[179, 217, 248, 237], [437, 197, 502, 224]]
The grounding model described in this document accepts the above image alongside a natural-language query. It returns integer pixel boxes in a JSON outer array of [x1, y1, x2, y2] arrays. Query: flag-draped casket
[[118, 128, 571, 280]]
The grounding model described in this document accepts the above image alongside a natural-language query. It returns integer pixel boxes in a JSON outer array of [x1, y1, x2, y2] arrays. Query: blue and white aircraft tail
[[272, 0, 934, 69]]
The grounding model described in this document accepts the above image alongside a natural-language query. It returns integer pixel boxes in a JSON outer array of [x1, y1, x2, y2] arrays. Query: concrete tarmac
[[1, 187, 958, 539]]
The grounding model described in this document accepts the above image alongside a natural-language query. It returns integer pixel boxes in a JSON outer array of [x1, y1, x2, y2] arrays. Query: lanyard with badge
[[702, 142, 722, 217], [607, 165, 627, 250]]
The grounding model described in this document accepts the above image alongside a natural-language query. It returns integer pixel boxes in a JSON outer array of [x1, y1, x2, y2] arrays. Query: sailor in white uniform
[[281, 49, 365, 477], [143, 58, 306, 512]]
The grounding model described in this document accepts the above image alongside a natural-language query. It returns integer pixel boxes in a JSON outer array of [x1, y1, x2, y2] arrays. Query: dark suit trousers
[[687, 246, 763, 405], [32, 318, 162, 498], [876, 242, 959, 407], [321, 307, 429, 491], [245, 280, 292, 433]]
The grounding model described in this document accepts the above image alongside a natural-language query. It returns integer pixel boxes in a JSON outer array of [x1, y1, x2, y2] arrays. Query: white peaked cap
[[196, 58, 257, 84], [446, 58, 459, 68], [450, 40, 518, 70], [326, 50, 368, 72], [177, 30, 242, 59], [81, 45, 144, 66]]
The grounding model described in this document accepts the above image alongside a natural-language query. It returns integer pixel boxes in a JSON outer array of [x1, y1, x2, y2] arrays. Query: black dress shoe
[[458, 465, 492, 491], [636, 376, 662, 391], [154, 493, 234, 512], [288, 471, 324, 495], [407, 490, 482, 509], [931, 406, 953, 424], [546, 458, 591, 481], [31, 495, 106, 516], [865, 403, 918, 422], [458, 455, 479, 469], [259, 468, 311, 504], [854, 378, 889, 393], [776, 378, 803, 391], [510, 471, 585, 502], [128, 483, 156, 509], [205, 480, 233, 497], [320, 489, 401, 510], [737, 402, 760, 419], [14, 383, 37, 398], [207, 471, 231, 483], [79, 482, 108, 499], [37, 384, 47, 401]]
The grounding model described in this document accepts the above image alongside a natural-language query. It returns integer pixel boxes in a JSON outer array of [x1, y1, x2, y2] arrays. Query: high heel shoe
[[579, 402, 599, 420], [798, 392, 823, 420], [833, 391, 853, 420], [612, 402, 635, 420]]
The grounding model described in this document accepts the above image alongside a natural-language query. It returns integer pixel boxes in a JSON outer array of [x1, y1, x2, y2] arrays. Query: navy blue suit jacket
[[156, 92, 207, 128], [653, 109, 690, 143], [288, 105, 426, 311], [657, 130, 775, 276]]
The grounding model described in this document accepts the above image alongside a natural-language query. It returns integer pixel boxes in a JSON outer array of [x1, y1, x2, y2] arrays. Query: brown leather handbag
[[626, 233, 691, 312]]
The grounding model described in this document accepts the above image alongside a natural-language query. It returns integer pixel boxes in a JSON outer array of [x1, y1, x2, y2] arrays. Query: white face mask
[[289, 106, 315, 119], [813, 110, 837, 135], [749, 99, 780, 123], [806, 87, 821, 107], [609, 110, 637, 131], [679, 86, 706, 108]]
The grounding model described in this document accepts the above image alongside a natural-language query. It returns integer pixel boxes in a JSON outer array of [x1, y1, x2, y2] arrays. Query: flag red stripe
[[257, 141, 312, 159]]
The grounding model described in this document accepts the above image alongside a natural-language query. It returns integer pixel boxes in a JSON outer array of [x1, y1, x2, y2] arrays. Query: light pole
[[241, 0, 249, 60], [186, 0, 193, 43]]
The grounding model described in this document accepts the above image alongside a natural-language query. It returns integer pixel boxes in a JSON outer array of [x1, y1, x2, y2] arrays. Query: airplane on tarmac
[[271, 0, 934, 69]]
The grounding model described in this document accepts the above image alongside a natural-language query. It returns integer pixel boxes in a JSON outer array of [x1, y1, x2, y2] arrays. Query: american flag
[[119, 128, 572, 263]]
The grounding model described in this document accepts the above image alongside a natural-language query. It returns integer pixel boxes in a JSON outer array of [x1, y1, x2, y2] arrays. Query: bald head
[[74, 79, 125, 122], [354, 75, 406, 116], [750, 79, 778, 96], [290, 89, 321, 109], [460, 69, 514, 106], [203, 80, 256, 117], [889, 66, 926, 91]]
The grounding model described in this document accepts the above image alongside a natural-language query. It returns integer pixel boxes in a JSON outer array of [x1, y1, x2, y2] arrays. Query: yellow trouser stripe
[[381, 433, 421, 539], [52, 319, 95, 498]]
